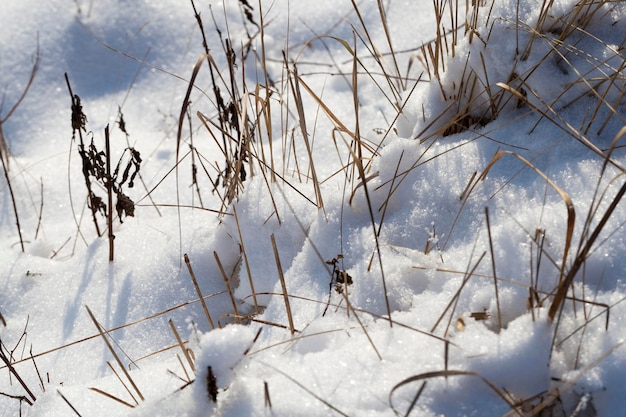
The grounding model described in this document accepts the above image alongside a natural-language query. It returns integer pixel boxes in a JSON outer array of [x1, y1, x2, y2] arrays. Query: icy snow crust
[[1, 0, 626, 416]]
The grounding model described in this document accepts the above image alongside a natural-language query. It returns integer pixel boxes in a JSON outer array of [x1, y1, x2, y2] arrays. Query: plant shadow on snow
[[62, 19, 146, 99], [1, 0, 626, 416]]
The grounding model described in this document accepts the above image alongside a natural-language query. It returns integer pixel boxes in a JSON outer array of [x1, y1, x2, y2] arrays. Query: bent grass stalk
[[389, 370, 516, 416]]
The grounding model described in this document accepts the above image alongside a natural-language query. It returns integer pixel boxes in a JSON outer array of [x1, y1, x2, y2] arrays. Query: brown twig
[[105, 125, 114, 261], [0, 143, 24, 251], [184, 254, 216, 329], [0, 343, 35, 404]]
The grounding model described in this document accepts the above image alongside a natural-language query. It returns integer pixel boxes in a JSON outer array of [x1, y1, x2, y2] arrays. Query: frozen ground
[[1, 0, 626, 416]]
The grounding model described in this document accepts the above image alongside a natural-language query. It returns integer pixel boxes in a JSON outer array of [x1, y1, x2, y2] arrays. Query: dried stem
[[105, 125, 114, 261], [0, 143, 24, 251], [184, 253, 216, 329], [271, 234, 295, 335]]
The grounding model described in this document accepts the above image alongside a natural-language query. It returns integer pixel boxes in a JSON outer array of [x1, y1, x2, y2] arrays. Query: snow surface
[[1, 0, 626, 416]]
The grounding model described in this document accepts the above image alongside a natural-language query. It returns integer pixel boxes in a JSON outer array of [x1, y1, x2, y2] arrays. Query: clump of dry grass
[[410, 0, 625, 147], [382, 0, 626, 414]]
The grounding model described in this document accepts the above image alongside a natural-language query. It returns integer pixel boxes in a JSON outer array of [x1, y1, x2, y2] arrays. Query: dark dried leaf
[[89, 193, 107, 217], [335, 270, 353, 285], [207, 366, 218, 403], [71, 94, 87, 133], [117, 107, 128, 135], [113, 148, 141, 188], [469, 311, 491, 321], [115, 192, 135, 223], [238, 0, 258, 27]]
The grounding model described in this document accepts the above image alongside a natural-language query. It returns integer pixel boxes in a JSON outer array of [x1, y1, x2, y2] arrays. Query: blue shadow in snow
[[62, 238, 102, 341], [111, 272, 132, 331], [62, 18, 149, 99]]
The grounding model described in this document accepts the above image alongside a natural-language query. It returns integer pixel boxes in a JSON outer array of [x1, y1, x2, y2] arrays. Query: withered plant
[[65, 73, 141, 260]]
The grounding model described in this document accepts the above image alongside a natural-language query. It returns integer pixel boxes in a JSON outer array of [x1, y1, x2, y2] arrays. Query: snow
[[1, 0, 626, 416]]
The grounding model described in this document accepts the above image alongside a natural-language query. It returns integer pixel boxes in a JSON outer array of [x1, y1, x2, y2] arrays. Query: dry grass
[[381, 0, 626, 414], [1, 0, 625, 415], [81, 0, 626, 411]]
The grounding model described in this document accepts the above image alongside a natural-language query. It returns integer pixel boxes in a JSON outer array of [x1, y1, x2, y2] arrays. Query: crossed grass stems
[[2, 0, 626, 415]]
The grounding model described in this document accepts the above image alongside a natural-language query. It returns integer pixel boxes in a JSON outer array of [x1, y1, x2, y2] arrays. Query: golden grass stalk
[[349, 0, 404, 104], [173, 53, 206, 259], [85, 306, 144, 401], [548, 178, 626, 322], [172, 354, 192, 383], [389, 370, 517, 416], [342, 291, 383, 361], [376, 0, 403, 91], [496, 82, 624, 172], [255, 0, 276, 182], [214, 251, 240, 323], [271, 233, 295, 335], [184, 254, 216, 329], [341, 33, 394, 326], [88, 387, 135, 408], [169, 319, 195, 372], [233, 206, 260, 313], [106, 361, 139, 405], [219, 313, 291, 332]]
